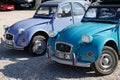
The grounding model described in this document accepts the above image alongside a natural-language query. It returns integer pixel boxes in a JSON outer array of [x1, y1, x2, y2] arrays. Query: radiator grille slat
[[6, 34, 13, 40], [56, 42, 72, 52]]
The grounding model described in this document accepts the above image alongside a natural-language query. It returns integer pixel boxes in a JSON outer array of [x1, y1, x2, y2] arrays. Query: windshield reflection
[[83, 7, 120, 23], [34, 5, 57, 18]]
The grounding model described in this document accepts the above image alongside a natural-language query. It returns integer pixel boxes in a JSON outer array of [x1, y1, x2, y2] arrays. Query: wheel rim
[[32, 39, 46, 55], [99, 53, 115, 71]]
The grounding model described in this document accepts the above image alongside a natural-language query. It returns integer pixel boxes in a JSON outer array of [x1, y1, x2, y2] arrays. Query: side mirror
[[3, 25, 9, 30], [3, 25, 9, 33]]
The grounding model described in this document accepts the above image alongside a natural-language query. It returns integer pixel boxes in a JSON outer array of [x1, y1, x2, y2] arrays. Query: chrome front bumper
[[1, 37, 24, 50], [47, 48, 91, 67]]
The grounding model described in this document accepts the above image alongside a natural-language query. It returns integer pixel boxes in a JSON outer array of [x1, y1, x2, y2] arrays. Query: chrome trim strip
[[72, 53, 76, 66], [55, 42, 73, 53], [51, 55, 91, 67], [3, 32, 24, 50], [47, 48, 91, 67], [1, 37, 24, 50], [5, 33, 14, 40]]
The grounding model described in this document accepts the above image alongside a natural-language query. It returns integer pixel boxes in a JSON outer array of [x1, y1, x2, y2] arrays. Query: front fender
[[77, 35, 117, 63], [16, 24, 51, 47]]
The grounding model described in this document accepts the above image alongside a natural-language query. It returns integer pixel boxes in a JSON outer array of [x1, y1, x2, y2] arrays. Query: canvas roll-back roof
[[92, 0, 120, 6], [41, 0, 86, 6], [100, 0, 120, 4]]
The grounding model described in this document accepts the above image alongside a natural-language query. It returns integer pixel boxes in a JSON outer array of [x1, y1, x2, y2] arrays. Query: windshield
[[82, 7, 120, 23], [34, 5, 57, 18]]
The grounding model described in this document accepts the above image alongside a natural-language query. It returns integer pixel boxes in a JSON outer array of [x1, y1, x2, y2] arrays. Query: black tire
[[93, 46, 118, 75], [29, 36, 47, 56]]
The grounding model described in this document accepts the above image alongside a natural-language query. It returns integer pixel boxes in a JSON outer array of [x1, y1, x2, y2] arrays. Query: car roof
[[92, 0, 120, 7], [90, 4, 120, 8], [101, 0, 120, 4], [41, 0, 87, 6]]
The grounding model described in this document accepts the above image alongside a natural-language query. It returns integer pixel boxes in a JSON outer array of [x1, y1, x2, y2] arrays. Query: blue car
[[47, 4, 120, 75], [1, 0, 89, 56]]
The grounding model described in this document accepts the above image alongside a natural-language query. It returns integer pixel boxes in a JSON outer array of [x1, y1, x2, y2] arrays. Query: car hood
[[57, 22, 116, 45], [0, 4, 13, 7], [8, 18, 51, 34]]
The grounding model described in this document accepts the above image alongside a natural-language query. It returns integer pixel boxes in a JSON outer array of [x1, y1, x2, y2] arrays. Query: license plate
[[5, 40, 13, 45], [55, 52, 70, 59]]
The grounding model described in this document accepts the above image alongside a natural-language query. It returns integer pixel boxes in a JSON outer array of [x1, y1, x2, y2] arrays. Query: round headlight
[[18, 27, 24, 34], [82, 35, 93, 43]]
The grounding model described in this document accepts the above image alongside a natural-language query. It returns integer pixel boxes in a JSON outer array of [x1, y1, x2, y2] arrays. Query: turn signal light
[[87, 52, 92, 56]]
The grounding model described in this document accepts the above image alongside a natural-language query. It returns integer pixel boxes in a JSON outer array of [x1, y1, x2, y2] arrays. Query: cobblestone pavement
[[0, 10, 120, 80]]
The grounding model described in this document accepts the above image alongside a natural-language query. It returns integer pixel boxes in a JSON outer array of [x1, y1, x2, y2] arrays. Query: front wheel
[[93, 46, 118, 75], [29, 36, 47, 56]]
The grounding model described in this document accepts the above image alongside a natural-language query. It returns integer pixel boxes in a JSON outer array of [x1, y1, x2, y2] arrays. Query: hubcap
[[100, 53, 113, 69], [32, 40, 46, 54]]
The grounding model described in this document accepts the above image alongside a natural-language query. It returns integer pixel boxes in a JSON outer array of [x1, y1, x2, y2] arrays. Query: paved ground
[[0, 10, 120, 80]]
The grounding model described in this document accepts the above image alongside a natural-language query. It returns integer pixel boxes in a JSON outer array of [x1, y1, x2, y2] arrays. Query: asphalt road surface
[[0, 10, 120, 80]]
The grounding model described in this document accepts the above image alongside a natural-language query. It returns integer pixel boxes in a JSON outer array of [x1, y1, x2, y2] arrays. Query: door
[[72, 2, 86, 24], [53, 3, 73, 31]]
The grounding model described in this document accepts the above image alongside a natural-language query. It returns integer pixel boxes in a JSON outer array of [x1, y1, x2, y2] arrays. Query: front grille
[[56, 42, 72, 52], [6, 34, 13, 40]]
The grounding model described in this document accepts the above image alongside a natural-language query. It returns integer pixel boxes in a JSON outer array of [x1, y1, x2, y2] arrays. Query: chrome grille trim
[[55, 42, 73, 53], [5, 33, 14, 40]]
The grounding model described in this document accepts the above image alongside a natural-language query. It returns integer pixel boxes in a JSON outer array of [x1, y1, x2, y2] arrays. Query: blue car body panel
[[47, 5, 120, 67], [58, 22, 116, 45], [7, 18, 51, 47], [48, 22, 118, 63], [2, 0, 89, 49]]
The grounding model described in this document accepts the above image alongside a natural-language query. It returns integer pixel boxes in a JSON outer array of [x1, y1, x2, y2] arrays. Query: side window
[[57, 3, 71, 18], [116, 8, 120, 19], [72, 3, 85, 16], [99, 8, 116, 19], [85, 8, 97, 18]]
